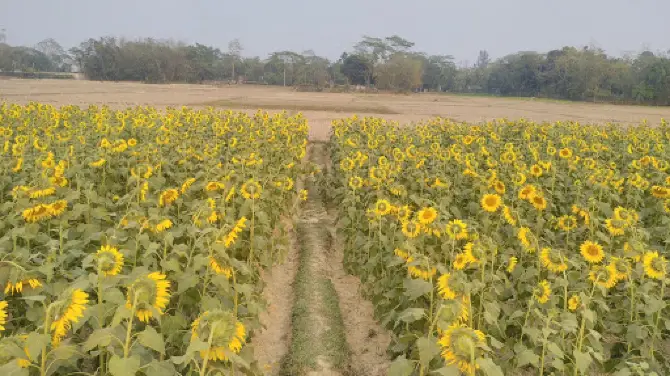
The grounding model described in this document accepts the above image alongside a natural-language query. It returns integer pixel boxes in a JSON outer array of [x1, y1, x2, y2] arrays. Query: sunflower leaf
[[138, 326, 166, 354], [417, 336, 440, 368], [109, 354, 141, 376]]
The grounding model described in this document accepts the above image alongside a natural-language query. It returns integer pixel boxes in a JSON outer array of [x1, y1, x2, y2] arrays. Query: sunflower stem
[[649, 275, 666, 358], [199, 323, 218, 376], [123, 295, 139, 358], [40, 304, 53, 376]]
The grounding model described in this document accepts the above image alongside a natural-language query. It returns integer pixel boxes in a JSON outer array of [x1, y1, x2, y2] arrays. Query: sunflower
[[0, 301, 7, 333], [181, 177, 196, 194], [126, 272, 171, 323], [225, 186, 236, 202], [395, 205, 412, 222], [299, 189, 308, 201], [651, 185, 670, 199], [530, 164, 543, 177], [506, 256, 518, 273], [241, 180, 262, 200], [518, 184, 536, 200], [90, 158, 106, 168], [401, 220, 421, 238], [417, 206, 438, 225], [604, 218, 626, 236], [394, 248, 412, 262], [407, 257, 437, 281], [437, 274, 457, 300], [556, 215, 577, 232], [580, 240, 605, 263], [559, 148, 572, 159], [568, 295, 580, 311], [48, 200, 68, 217], [589, 264, 618, 289], [534, 280, 551, 304], [613, 207, 638, 226], [96, 245, 124, 276], [438, 323, 487, 375], [22, 204, 52, 223], [481, 193, 502, 212], [437, 299, 469, 327], [513, 172, 527, 186], [206, 181, 224, 192], [643, 251, 666, 280], [374, 199, 392, 217], [446, 219, 468, 240], [452, 253, 469, 270], [29, 187, 56, 199], [502, 205, 517, 226], [154, 219, 173, 233], [529, 193, 547, 210], [51, 289, 89, 345], [340, 158, 355, 171], [517, 227, 535, 251], [348, 176, 363, 190], [209, 255, 233, 279], [223, 217, 248, 248], [191, 310, 246, 362], [4, 279, 42, 295], [540, 248, 568, 273], [493, 180, 506, 194], [158, 189, 179, 207]]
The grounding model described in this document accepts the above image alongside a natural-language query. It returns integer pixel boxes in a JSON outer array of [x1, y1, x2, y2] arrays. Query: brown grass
[[3, 79, 670, 141]]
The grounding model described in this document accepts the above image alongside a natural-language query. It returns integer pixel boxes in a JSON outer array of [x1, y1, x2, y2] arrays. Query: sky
[[1, 0, 668, 63]]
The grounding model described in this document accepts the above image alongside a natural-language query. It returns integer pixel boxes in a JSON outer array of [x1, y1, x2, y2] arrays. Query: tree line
[[1, 33, 670, 105]]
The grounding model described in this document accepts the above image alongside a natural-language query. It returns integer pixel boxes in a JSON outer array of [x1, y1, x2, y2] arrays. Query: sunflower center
[[587, 245, 600, 257], [485, 197, 497, 206]]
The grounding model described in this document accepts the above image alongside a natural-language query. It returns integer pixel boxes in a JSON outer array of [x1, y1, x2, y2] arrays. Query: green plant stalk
[[97, 274, 106, 375], [123, 295, 139, 358], [199, 323, 218, 376], [40, 304, 53, 376], [573, 283, 597, 376], [248, 197, 255, 267], [649, 276, 666, 358]]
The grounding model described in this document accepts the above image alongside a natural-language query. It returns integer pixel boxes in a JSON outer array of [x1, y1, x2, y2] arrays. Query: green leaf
[[477, 358, 504, 376], [82, 328, 115, 351], [573, 349, 592, 374], [0, 362, 29, 376], [547, 342, 564, 359], [403, 278, 433, 300], [516, 348, 539, 367], [109, 354, 140, 376], [388, 356, 414, 376], [417, 336, 440, 368], [144, 360, 178, 376], [25, 332, 49, 361], [397, 308, 425, 323], [431, 365, 461, 376], [138, 326, 166, 354]]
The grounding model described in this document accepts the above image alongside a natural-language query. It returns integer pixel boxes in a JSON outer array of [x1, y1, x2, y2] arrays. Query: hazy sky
[[1, 0, 668, 62]]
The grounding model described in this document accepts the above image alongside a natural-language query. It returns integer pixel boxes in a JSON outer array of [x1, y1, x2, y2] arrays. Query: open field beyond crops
[[0, 80, 669, 376], [4, 79, 670, 140]]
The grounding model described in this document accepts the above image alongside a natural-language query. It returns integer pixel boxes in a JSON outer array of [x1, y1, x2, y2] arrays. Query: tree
[[422, 55, 457, 91], [35, 38, 71, 71], [340, 53, 371, 86], [375, 52, 424, 92], [227, 39, 243, 81]]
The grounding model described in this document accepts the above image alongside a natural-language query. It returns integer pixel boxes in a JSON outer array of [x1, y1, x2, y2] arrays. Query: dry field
[[3, 79, 670, 140]]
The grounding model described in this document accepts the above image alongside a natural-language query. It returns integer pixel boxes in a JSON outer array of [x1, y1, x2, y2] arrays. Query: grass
[[194, 99, 399, 114], [319, 276, 351, 372]]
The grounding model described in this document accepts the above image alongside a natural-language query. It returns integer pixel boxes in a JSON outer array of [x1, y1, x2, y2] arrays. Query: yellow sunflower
[[534, 280, 551, 304], [453, 253, 470, 270], [348, 176, 363, 190], [395, 205, 412, 222], [529, 164, 543, 177], [529, 193, 547, 210], [481, 193, 502, 213], [209, 255, 233, 279], [437, 273, 457, 300], [126, 272, 171, 323], [502, 205, 517, 226], [556, 215, 577, 232], [559, 148, 573, 159], [47, 200, 68, 217], [568, 295, 580, 311], [417, 206, 438, 225], [374, 199, 392, 217], [438, 323, 487, 375], [651, 185, 670, 199], [580, 240, 605, 263], [22, 204, 52, 223], [517, 227, 535, 251], [191, 310, 246, 362], [518, 184, 536, 200], [96, 245, 124, 276], [540, 247, 568, 273], [446, 219, 468, 240], [181, 178, 196, 194], [401, 220, 421, 238], [604, 218, 626, 236], [159, 189, 179, 207], [643, 251, 666, 280], [506, 256, 518, 273], [51, 289, 89, 345], [241, 180, 262, 200], [0, 300, 7, 333]]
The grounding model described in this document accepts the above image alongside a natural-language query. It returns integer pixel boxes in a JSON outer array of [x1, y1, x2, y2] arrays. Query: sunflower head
[[446, 219, 468, 240], [240, 180, 262, 200], [580, 240, 605, 263], [481, 193, 502, 213], [191, 310, 246, 362], [374, 199, 392, 217], [568, 295, 580, 311], [437, 299, 469, 330], [417, 206, 438, 225], [401, 220, 421, 238], [126, 272, 171, 322], [438, 323, 487, 374], [534, 280, 551, 304], [97, 245, 124, 276], [643, 251, 666, 280], [540, 247, 568, 273]]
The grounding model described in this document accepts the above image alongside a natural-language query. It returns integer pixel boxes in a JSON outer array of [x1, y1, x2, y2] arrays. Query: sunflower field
[[0, 102, 309, 375], [326, 116, 670, 375]]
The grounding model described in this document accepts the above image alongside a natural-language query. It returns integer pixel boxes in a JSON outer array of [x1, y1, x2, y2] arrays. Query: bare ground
[[4, 80, 670, 141], [252, 222, 299, 375]]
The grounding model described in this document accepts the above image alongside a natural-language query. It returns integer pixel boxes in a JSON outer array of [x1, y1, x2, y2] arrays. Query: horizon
[[1, 0, 669, 63]]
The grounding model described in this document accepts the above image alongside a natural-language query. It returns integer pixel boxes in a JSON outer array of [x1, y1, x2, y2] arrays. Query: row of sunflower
[[0, 103, 310, 375], [326, 116, 670, 375]]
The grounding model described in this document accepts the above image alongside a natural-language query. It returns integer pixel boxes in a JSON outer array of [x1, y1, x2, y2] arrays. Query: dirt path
[[252, 221, 299, 375], [278, 142, 391, 376]]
